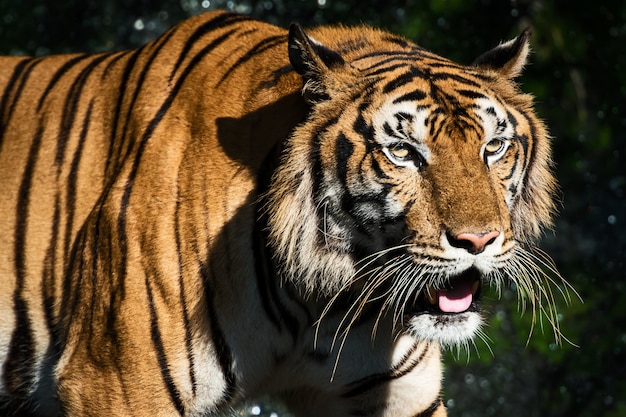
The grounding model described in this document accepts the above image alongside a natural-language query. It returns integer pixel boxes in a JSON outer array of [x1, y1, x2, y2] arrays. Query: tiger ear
[[472, 28, 531, 79], [288, 23, 346, 102]]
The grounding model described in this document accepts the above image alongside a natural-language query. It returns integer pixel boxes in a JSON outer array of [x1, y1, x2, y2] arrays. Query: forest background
[[0, 0, 624, 416]]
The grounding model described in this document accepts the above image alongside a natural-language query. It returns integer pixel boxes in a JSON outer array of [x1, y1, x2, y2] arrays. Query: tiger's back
[[0, 10, 562, 417]]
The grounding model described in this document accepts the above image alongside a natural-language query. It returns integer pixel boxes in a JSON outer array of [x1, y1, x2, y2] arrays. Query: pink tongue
[[438, 281, 474, 313]]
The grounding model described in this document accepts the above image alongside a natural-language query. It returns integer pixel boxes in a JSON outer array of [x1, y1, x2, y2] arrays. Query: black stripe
[[515, 111, 532, 168], [63, 101, 94, 272], [357, 49, 446, 67], [254, 229, 302, 338], [56, 101, 97, 342], [496, 116, 507, 135], [370, 154, 390, 180], [113, 28, 177, 169], [252, 143, 285, 332], [334, 38, 369, 55], [428, 109, 446, 139], [0, 58, 33, 109], [310, 116, 341, 204], [355, 50, 426, 64], [353, 86, 377, 129], [341, 342, 426, 398], [438, 90, 462, 108], [42, 200, 61, 335], [145, 275, 185, 415], [174, 196, 198, 396], [4, 123, 45, 403], [519, 121, 534, 197], [353, 113, 375, 143], [457, 89, 487, 100], [502, 148, 520, 180], [36, 54, 90, 112], [361, 59, 412, 75], [3, 299, 35, 409], [6, 57, 43, 116], [104, 47, 142, 176], [216, 35, 286, 88], [58, 209, 87, 344], [382, 69, 418, 94], [426, 61, 464, 71], [382, 35, 411, 49], [101, 51, 127, 81], [55, 54, 110, 170], [483, 106, 496, 116], [0, 57, 30, 120], [101, 214, 122, 351], [335, 132, 354, 185], [259, 64, 294, 89], [253, 223, 283, 331], [382, 121, 399, 139], [199, 258, 237, 406], [414, 397, 444, 417], [518, 132, 530, 168], [0, 58, 38, 150], [169, 12, 252, 83], [392, 90, 427, 104], [430, 71, 481, 88]]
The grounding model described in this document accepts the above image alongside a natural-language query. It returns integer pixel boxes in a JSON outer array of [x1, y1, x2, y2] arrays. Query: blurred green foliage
[[1, 0, 624, 416]]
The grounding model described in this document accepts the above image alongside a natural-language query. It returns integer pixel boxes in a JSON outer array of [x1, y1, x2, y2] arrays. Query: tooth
[[472, 280, 480, 295]]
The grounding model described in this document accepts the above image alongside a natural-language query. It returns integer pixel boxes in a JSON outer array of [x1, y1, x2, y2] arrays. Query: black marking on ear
[[472, 28, 532, 79], [288, 23, 345, 76]]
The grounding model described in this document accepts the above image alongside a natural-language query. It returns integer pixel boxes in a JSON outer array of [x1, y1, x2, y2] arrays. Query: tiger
[[0, 9, 566, 417]]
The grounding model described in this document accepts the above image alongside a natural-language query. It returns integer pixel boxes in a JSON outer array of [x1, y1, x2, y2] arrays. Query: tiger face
[[267, 24, 558, 348]]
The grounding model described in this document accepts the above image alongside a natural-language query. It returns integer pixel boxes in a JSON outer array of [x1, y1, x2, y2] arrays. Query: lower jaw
[[404, 310, 483, 347]]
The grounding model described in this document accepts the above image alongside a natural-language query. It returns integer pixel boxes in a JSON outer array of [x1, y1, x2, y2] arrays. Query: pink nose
[[449, 231, 500, 254]]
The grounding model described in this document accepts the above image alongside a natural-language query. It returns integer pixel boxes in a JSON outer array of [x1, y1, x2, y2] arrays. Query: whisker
[[389, 263, 434, 331], [315, 199, 344, 243], [327, 255, 411, 379], [505, 245, 579, 347], [474, 327, 494, 358], [316, 235, 578, 383], [522, 246, 581, 303]]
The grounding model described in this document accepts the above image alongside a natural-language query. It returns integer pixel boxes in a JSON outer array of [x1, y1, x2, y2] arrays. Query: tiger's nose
[[447, 231, 501, 254]]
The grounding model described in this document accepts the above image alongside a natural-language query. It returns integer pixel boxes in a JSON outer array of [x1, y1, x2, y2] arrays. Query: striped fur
[[0, 11, 564, 417]]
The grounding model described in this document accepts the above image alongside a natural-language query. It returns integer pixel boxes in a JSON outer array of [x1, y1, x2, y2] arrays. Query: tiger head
[[266, 24, 559, 348]]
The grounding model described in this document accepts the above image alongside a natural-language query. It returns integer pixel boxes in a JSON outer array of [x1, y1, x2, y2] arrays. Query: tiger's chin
[[405, 311, 483, 348], [404, 268, 484, 348]]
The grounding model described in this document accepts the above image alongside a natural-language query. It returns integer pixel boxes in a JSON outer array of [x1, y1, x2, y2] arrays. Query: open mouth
[[409, 268, 482, 316]]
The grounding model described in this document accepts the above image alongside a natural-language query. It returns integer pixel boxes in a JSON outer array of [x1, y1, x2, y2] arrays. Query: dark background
[[1, 1, 623, 416]]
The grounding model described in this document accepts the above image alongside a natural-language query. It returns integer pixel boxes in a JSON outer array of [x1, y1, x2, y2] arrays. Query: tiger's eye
[[390, 143, 411, 159], [485, 139, 504, 154]]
